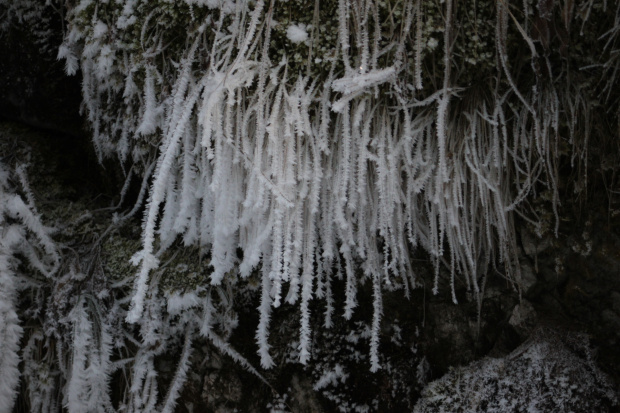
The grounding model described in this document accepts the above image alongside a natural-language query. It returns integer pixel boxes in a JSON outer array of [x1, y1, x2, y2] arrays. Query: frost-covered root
[[414, 329, 619, 413]]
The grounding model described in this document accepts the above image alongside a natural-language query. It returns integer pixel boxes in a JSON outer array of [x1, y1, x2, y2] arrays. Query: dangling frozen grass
[[0, 124, 269, 412], [55, 0, 619, 371], [0, 160, 59, 412]]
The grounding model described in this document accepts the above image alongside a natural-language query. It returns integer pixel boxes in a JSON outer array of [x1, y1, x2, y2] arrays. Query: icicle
[[337, 0, 353, 73], [65, 297, 92, 413], [5, 195, 60, 274], [256, 258, 275, 369], [435, 0, 453, 199], [342, 249, 357, 319], [298, 210, 316, 363], [127, 78, 206, 323], [414, 0, 424, 90], [136, 66, 159, 137], [323, 258, 336, 328], [369, 272, 383, 372]]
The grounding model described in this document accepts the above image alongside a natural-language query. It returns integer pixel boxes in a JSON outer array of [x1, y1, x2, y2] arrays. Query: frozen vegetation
[[1, 0, 620, 411]]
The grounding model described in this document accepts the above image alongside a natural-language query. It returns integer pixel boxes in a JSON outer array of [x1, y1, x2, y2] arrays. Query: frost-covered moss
[[101, 231, 142, 282]]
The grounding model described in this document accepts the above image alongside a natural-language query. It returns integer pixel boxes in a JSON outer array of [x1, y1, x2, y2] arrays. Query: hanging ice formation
[[59, 0, 597, 369]]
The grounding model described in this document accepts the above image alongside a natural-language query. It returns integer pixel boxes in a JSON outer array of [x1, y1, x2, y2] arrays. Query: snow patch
[[286, 24, 308, 44]]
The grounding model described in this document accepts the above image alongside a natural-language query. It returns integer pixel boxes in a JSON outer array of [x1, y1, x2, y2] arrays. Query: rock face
[[508, 300, 537, 339], [414, 328, 619, 413]]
